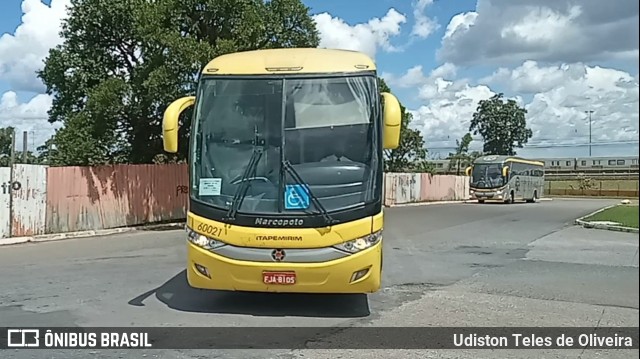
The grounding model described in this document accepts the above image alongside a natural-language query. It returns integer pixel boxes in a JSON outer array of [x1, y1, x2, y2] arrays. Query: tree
[[447, 133, 484, 175], [447, 133, 473, 175], [378, 78, 431, 173], [0, 127, 13, 167], [469, 93, 533, 155], [38, 0, 320, 166]]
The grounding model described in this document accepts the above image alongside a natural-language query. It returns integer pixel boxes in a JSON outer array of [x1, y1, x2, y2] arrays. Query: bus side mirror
[[381, 92, 401, 149], [163, 96, 196, 153], [502, 166, 509, 177], [465, 166, 472, 177]]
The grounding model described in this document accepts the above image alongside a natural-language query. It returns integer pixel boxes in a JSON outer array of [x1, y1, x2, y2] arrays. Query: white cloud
[[524, 65, 639, 145], [411, 0, 440, 39], [499, 5, 581, 44], [480, 60, 586, 93], [313, 9, 407, 59], [438, 0, 639, 65], [409, 78, 496, 146], [382, 62, 457, 89], [0, 0, 70, 93], [0, 0, 70, 149], [391, 61, 639, 156], [0, 92, 61, 150], [443, 11, 477, 40]]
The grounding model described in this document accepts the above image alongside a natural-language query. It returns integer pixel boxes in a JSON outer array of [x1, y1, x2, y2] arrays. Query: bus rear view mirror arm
[[163, 96, 196, 153], [502, 166, 509, 177]]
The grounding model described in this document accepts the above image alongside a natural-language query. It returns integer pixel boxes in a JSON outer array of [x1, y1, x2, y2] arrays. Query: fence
[[0, 164, 471, 239], [544, 179, 639, 198]]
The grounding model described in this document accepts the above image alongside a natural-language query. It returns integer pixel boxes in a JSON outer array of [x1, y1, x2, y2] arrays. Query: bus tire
[[505, 191, 514, 204], [526, 190, 538, 203], [478, 199, 485, 204]]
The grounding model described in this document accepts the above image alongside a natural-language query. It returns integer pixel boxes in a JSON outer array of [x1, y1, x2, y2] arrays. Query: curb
[[386, 197, 553, 207], [0, 228, 137, 247], [574, 204, 639, 234], [0, 222, 187, 247], [385, 199, 470, 208]]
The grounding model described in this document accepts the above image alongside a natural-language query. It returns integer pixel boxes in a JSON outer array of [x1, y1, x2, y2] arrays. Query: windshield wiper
[[224, 144, 264, 222], [281, 160, 338, 226]]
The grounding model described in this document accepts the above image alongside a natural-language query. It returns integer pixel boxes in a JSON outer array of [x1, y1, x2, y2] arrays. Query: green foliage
[[470, 93, 533, 156], [378, 78, 431, 173], [447, 133, 483, 174], [38, 0, 320, 166], [447, 133, 472, 174], [0, 127, 11, 166]]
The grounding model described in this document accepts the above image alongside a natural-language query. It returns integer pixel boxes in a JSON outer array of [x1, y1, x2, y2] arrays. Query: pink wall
[[385, 173, 469, 206], [46, 164, 188, 233], [4, 164, 469, 238], [420, 173, 468, 202]]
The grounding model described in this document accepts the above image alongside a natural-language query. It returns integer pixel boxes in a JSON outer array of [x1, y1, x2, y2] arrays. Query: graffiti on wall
[[176, 185, 189, 196], [1, 181, 22, 194]]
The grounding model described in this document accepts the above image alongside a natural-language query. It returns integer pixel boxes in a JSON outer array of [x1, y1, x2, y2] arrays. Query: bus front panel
[[184, 211, 383, 294]]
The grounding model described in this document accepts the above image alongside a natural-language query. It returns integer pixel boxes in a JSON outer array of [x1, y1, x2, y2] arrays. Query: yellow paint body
[[162, 48, 401, 294], [186, 211, 384, 293]]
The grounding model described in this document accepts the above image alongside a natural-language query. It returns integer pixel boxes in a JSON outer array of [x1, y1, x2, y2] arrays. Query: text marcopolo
[[454, 333, 634, 348]]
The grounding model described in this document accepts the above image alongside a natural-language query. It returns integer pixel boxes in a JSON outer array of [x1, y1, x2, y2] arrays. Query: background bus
[[162, 48, 402, 294], [466, 155, 545, 203]]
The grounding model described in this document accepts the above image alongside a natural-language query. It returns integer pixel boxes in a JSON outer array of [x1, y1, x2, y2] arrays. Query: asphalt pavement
[[0, 198, 637, 359]]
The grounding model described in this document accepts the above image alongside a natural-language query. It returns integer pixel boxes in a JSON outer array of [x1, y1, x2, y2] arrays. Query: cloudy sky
[[0, 0, 638, 159]]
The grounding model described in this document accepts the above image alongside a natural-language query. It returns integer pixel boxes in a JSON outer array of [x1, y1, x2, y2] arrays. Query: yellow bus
[[162, 48, 402, 293]]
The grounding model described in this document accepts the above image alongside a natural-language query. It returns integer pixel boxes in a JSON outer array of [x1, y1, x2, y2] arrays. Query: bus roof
[[201, 48, 377, 75], [474, 155, 544, 166]]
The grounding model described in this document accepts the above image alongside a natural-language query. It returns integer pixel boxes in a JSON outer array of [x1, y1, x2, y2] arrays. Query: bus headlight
[[186, 226, 226, 250], [333, 231, 382, 254]]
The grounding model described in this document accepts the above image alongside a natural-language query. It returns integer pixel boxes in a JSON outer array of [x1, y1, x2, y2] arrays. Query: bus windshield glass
[[471, 163, 504, 188], [190, 75, 379, 215]]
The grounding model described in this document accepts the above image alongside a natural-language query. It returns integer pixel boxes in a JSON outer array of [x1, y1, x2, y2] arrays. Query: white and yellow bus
[[162, 48, 402, 293], [466, 155, 545, 204]]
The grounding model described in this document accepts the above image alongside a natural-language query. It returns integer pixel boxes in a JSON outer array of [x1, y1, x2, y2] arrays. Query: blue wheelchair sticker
[[285, 184, 310, 210]]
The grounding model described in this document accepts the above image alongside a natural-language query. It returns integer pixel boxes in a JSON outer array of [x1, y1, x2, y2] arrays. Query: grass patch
[[584, 205, 639, 228], [545, 179, 639, 197]]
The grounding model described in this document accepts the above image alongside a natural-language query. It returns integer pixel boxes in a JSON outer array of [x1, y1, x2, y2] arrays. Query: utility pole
[[9, 128, 16, 238], [22, 131, 28, 163], [585, 110, 594, 157]]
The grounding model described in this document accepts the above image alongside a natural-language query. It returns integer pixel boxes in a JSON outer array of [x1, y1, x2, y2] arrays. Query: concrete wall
[[0, 167, 10, 238], [384, 173, 469, 206], [1, 164, 470, 238], [11, 165, 48, 237], [45, 164, 188, 233], [1, 165, 49, 238]]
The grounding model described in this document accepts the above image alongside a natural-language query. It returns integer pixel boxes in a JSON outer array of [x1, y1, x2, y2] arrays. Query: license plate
[[263, 271, 296, 285]]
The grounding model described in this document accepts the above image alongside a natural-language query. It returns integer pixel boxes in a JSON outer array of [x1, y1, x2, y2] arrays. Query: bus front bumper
[[185, 241, 382, 294], [471, 190, 504, 200]]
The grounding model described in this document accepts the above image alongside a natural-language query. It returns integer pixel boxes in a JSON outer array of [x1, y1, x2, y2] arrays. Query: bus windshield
[[471, 163, 504, 189], [190, 75, 379, 215]]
